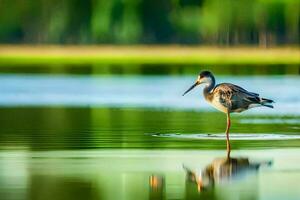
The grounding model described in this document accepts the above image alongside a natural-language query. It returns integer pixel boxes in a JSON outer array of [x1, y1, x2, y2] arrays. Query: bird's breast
[[206, 95, 228, 113]]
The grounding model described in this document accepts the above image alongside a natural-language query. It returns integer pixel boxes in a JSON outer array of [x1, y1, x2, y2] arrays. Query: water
[[152, 133, 300, 140], [0, 65, 299, 200], [0, 74, 299, 114], [1, 149, 300, 200]]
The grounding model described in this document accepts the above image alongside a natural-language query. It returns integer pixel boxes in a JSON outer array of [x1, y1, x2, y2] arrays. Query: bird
[[182, 71, 274, 157]]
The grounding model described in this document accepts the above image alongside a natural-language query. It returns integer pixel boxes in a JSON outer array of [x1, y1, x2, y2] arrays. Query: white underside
[[208, 98, 228, 113], [248, 104, 263, 109], [207, 98, 263, 113]]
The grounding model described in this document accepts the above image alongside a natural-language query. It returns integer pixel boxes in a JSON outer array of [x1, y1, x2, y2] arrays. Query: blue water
[[0, 74, 299, 115]]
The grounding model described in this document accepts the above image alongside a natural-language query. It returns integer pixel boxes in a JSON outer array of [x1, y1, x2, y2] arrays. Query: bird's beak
[[182, 81, 200, 96]]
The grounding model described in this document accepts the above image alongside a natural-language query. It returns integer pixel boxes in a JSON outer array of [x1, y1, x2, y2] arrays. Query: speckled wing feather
[[213, 83, 261, 112]]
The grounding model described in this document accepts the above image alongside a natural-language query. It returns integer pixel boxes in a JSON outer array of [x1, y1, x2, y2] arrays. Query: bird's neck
[[203, 76, 215, 99]]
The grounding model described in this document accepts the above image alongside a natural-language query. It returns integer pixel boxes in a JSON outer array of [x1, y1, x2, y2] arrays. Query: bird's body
[[183, 71, 274, 157], [204, 82, 274, 113]]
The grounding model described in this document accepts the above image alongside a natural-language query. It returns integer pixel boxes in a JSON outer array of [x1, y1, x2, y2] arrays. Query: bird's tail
[[260, 98, 274, 108]]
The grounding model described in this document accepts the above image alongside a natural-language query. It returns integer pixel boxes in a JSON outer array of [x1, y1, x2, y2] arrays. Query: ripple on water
[[151, 133, 300, 140], [239, 119, 300, 125]]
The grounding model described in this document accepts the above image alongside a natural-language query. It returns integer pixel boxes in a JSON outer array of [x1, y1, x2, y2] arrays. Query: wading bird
[[182, 71, 274, 157]]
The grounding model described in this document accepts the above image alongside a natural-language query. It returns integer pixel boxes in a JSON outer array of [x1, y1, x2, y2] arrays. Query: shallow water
[[0, 68, 299, 200], [1, 149, 300, 200], [152, 133, 300, 140], [0, 106, 299, 200], [0, 107, 299, 150]]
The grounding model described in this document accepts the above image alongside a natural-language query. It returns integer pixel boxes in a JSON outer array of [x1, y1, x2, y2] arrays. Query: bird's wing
[[217, 83, 259, 96], [213, 83, 261, 110]]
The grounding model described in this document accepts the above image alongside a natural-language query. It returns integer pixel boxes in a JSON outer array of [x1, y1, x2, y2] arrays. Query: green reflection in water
[[0, 107, 299, 150], [0, 149, 300, 200]]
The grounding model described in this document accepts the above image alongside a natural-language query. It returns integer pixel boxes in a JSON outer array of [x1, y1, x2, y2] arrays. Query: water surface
[[1, 149, 300, 200], [0, 74, 299, 114], [0, 66, 299, 200]]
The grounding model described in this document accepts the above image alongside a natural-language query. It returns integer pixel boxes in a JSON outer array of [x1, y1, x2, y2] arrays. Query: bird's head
[[182, 71, 214, 96]]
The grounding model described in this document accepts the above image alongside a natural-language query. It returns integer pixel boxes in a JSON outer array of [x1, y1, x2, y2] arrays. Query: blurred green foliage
[[0, 0, 299, 45], [0, 63, 298, 75]]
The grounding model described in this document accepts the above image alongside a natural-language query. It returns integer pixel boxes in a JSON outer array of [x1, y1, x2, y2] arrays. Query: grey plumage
[[210, 82, 274, 113]]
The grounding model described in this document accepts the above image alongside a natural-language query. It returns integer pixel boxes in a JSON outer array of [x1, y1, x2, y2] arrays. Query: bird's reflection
[[147, 156, 272, 200], [184, 156, 272, 192]]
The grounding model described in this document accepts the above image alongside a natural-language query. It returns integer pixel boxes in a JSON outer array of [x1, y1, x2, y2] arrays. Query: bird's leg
[[225, 112, 231, 159]]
